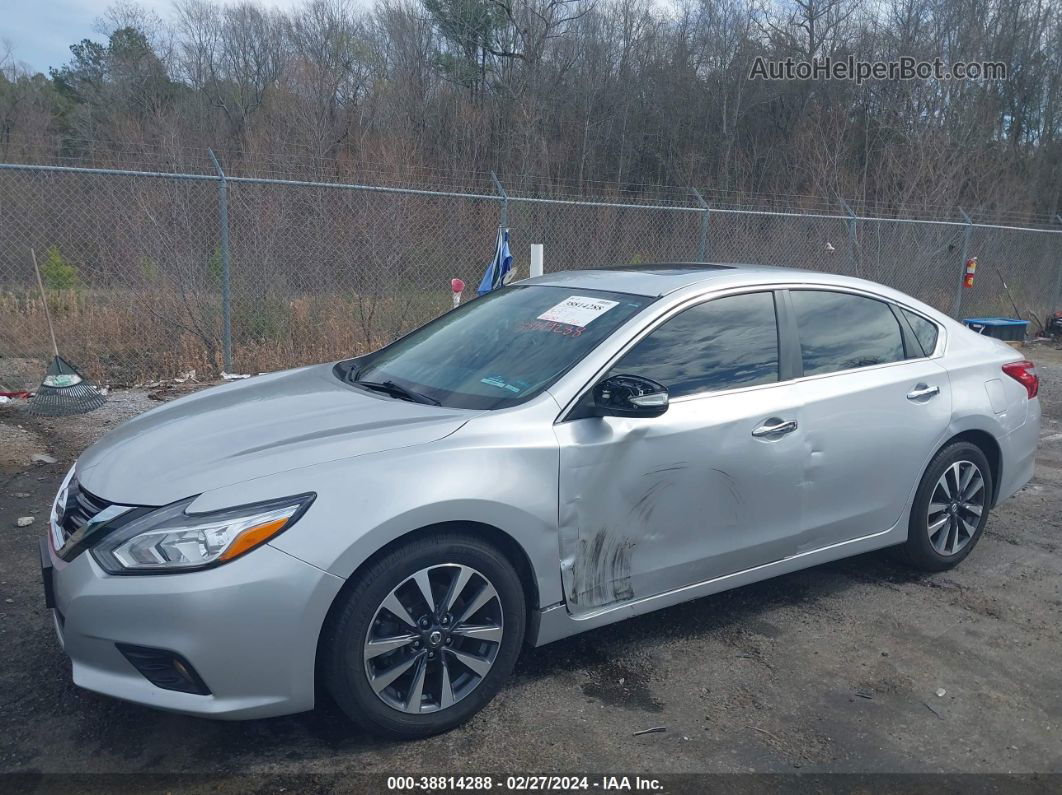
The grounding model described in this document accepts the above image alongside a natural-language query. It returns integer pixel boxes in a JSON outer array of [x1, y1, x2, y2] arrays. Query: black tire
[[322, 531, 526, 739], [898, 441, 993, 572]]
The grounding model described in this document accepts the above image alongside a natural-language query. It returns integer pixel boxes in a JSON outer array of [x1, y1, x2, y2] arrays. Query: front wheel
[[899, 441, 993, 572], [322, 532, 526, 738]]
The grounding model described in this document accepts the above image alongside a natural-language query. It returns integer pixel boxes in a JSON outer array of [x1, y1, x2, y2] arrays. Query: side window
[[900, 308, 939, 357], [608, 292, 779, 398], [790, 290, 905, 376]]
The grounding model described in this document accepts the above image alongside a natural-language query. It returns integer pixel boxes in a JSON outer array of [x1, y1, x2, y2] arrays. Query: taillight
[[1002, 360, 1039, 399]]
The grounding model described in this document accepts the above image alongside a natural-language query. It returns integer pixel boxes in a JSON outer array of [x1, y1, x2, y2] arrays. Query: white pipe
[[530, 244, 544, 278]]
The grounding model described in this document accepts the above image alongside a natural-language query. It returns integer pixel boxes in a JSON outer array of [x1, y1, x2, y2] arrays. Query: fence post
[[1054, 215, 1062, 314], [838, 196, 858, 275], [691, 188, 709, 261], [490, 171, 508, 228], [207, 149, 233, 373], [951, 208, 973, 319]]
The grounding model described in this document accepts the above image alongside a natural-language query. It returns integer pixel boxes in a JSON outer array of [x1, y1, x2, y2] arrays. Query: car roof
[[522, 262, 882, 298]]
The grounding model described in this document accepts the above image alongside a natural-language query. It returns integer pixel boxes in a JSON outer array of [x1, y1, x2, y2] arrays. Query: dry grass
[[0, 287, 451, 384], [2, 278, 1042, 387]]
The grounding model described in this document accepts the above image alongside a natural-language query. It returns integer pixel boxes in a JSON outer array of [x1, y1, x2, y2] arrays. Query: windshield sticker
[[519, 319, 585, 337], [537, 296, 619, 327], [480, 376, 522, 393]]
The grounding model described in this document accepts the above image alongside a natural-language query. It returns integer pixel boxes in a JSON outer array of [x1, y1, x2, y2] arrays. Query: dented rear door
[[786, 289, 953, 550]]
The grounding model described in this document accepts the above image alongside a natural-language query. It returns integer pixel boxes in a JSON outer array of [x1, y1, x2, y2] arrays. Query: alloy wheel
[[927, 460, 985, 556], [363, 564, 503, 714]]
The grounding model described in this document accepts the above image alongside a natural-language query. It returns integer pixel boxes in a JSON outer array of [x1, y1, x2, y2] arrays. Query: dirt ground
[[2, 346, 1061, 780]]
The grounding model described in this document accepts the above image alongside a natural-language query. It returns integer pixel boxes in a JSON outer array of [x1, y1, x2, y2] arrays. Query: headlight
[[91, 493, 315, 574], [50, 464, 77, 551]]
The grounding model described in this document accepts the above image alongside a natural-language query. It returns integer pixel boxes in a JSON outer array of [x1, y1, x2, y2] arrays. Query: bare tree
[[174, 0, 286, 146], [761, 0, 863, 58], [0, 0, 1059, 219]]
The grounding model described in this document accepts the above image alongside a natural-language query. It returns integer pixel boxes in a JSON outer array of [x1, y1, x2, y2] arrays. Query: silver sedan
[[43, 264, 1041, 737]]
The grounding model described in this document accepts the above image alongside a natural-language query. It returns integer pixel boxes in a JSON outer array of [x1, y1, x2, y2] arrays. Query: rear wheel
[[322, 532, 526, 738], [899, 441, 993, 571]]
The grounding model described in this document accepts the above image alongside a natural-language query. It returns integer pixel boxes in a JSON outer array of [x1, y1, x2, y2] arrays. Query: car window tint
[[901, 308, 939, 356], [791, 290, 905, 375], [609, 292, 779, 398]]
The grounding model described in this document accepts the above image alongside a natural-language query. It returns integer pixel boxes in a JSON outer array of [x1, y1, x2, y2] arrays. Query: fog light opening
[[116, 643, 211, 695]]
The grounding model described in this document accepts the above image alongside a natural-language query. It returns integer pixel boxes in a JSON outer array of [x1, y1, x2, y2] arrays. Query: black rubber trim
[[774, 289, 802, 381], [39, 537, 55, 610]]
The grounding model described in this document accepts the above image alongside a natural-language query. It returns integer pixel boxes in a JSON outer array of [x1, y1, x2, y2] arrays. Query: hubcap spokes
[[364, 564, 503, 714], [927, 460, 985, 556]]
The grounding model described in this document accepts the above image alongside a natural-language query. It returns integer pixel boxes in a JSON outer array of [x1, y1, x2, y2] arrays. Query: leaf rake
[[26, 248, 106, 417]]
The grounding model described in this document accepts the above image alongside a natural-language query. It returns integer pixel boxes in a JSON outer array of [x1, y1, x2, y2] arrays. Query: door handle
[[752, 418, 798, 438], [906, 383, 940, 401]]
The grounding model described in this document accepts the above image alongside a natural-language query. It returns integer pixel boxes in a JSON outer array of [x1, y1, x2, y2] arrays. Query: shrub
[[39, 245, 81, 290], [234, 293, 292, 344]]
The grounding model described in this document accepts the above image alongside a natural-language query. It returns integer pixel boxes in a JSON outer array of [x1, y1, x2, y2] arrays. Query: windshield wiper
[[354, 379, 440, 406]]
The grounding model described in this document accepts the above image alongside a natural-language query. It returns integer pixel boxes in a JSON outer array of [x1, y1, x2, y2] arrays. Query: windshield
[[343, 285, 654, 409]]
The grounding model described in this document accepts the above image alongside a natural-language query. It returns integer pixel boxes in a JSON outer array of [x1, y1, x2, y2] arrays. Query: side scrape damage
[[559, 449, 753, 615], [563, 463, 692, 609], [567, 527, 635, 606]]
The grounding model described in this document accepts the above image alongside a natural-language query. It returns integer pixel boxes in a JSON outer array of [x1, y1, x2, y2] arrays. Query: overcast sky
[[3, 0, 304, 75]]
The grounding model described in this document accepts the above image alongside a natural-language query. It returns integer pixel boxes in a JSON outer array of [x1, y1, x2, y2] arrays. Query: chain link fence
[[1, 160, 1060, 387]]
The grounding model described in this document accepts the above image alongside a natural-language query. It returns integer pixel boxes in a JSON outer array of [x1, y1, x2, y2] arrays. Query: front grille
[[58, 478, 113, 544], [53, 477, 153, 562]]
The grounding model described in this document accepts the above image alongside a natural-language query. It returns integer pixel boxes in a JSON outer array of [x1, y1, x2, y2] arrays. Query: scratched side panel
[[554, 386, 806, 616]]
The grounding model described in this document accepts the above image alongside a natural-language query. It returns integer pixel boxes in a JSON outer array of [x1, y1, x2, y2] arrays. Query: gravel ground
[[2, 348, 1062, 780]]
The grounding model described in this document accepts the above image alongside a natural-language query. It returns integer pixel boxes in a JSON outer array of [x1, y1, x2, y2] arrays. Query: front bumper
[[47, 539, 344, 720]]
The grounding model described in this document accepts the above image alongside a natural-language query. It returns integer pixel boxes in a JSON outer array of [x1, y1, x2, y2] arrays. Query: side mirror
[[592, 374, 669, 418]]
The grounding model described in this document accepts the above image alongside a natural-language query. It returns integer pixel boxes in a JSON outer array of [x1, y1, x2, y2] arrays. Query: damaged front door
[[554, 291, 807, 617]]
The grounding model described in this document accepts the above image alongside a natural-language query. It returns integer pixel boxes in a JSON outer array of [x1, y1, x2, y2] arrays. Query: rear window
[[791, 290, 906, 376], [901, 308, 940, 356]]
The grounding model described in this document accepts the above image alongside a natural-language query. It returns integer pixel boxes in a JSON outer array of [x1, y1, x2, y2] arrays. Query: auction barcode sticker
[[537, 296, 619, 327]]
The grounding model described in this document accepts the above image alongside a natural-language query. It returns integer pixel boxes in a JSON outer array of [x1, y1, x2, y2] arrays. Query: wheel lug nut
[[445, 637, 452, 645]]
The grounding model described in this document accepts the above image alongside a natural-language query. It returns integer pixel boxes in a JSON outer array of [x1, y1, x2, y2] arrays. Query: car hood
[[76, 363, 475, 506]]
